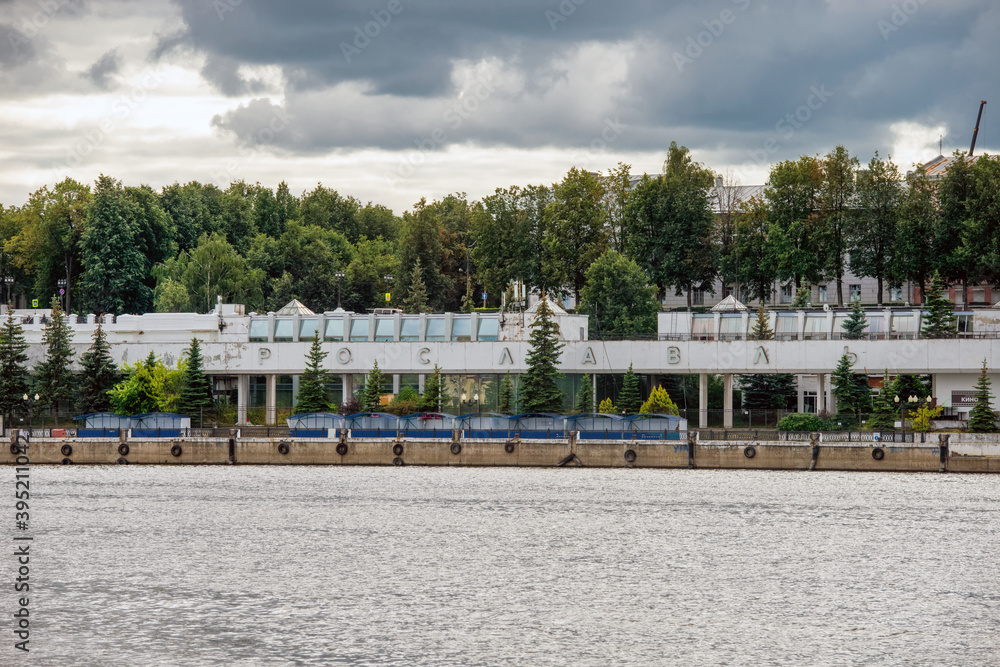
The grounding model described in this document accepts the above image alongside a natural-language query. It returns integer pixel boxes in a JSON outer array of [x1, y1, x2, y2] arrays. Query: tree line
[[2, 144, 998, 340]]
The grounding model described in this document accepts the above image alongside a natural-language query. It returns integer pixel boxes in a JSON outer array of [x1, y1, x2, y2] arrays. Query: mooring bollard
[[688, 432, 696, 469], [939, 434, 949, 473]]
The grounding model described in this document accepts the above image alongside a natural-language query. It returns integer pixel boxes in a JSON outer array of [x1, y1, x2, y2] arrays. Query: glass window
[[973, 287, 986, 304], [804, 316, 827, 339], [325, 318, 344, 342], [692, 289, 705, 306], [249, 319, 269, 342], [891, 314, 915, 334], [776, 315, 798, 338], [867, 315, 884, 333], [374, 318, 394, 341], [720, 315, 742, 338], [426, 318, 445, 341], [780, 285, 793, 304], [890, 285, 903, 302], [274, 319, 293, 342], [478, 317, 500, 341], [818, 285, 828, 303], [957, 313, 973, 335], [850, 285, 861, 302], [400, 318, 420, 341], [452, 317, 472, 342], [350, 318, 369, 342], [299, 319, 318, 340], [692, 316, 714, 340]]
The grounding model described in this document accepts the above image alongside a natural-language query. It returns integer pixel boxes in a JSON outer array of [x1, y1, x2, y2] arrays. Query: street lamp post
[[3, 276, 13, 305], [22, 393, 39, 432], [335, 271, 345, 309], [384, 275, 393, 305], [57, 278, 67, 312]]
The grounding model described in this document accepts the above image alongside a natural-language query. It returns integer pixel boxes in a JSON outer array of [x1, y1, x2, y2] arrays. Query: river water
[[7, 467, 1000, 666]]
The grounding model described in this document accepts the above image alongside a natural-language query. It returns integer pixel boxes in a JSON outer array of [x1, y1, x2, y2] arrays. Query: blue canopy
[[286, 412, 346, 429]]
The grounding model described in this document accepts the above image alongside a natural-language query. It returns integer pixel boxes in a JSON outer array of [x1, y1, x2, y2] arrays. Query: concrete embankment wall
[[5, 435, 997, 472]]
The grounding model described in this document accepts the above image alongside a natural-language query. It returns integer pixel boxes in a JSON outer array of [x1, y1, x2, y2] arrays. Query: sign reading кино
[[952, 391, 977, 406]]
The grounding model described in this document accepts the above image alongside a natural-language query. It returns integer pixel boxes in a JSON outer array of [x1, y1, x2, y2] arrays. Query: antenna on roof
[[939, 135, 943, 155], [970, 100, 987, 156]]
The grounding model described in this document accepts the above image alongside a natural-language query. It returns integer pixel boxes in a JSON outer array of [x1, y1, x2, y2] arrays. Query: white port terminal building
[[5, 297, 1000, 427]]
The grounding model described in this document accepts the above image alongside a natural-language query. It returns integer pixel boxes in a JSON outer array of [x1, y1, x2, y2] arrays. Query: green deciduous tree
[[625, 143, 717, 307], [33, 296, 75, 421], [730, 196, 780, 304], [967, 359, 996, 433], [154, 232, 265, 313], [177, 337, 214, 424], [921, 271, 956, 338], [820, 146, 858, 306], [766, 156, 825, 290], [578, 249, 659, 338], [544, 167, 608, 302], [295, 337, 331, 413], [76, 321, 120, 414], [0, 308, 31, 426], [520, 298, 565, 413], [895, 167, 938, 301], [472, 185, 553, 297], [108, 352, 183, 415], [849, 152, 902, 305]]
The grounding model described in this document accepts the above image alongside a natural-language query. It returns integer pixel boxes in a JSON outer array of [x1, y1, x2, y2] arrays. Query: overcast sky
[[1, 0, 997, 213]]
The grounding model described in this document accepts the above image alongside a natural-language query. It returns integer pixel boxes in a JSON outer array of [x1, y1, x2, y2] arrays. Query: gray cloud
[[83, 47, 121, 89]]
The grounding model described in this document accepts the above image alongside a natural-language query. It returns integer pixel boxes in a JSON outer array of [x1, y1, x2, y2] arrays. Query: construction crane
[[970, 100, 987, 156]]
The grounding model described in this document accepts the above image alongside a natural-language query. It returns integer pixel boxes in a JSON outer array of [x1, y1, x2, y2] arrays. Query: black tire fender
[[116, 457, 128, 465], [450, 443, 462, 455], [336, 442, 348, 456], [392, 457, 404, 466], [872, 447, 885, 461], [624, 449, 637, 463], [504, 442, 515, 454], [170, 444, 183, 458], [277, 442, 290, 455], [118, 443, 130, 456], [744, 445, 757, 459], [392, 443, 404, 456], [61, 458, 72, 465], [61, 444, 73, 457]]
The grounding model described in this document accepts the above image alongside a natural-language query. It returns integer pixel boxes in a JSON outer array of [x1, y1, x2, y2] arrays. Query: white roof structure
[[711, 295, 748, 312], [275, 299, 315, 316], [525, 298, 568, 315]]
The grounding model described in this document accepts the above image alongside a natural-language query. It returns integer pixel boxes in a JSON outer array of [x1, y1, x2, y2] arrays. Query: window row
[[249, 316, 501, 343]]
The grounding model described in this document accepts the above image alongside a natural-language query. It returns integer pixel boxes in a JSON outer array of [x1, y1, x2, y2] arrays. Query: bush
[[338, 397, 361, 416], [777, 413, 833, 432]]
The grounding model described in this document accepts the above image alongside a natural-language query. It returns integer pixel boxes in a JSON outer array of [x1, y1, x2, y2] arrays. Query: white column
[[699, 373, 709, 428], [266, 374, 276, 425], [237, 375, 248, 425], [723, 373, 733, 428], [341, 374, 351, 407], [797, 376, 805, 413], [818, 373, 827, 413]]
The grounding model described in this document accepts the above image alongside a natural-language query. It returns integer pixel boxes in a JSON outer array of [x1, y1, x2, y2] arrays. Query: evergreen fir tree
[[520, 298, 565, 413], [831, 352, 872, 419], [921, 270, 957, 339], [498, 371, 513, 414], [867, 370, 897, 430], [619, 364, 641, 414], [361, 360, 385, 412], [420, 364, 444, 412], [33, 297, 75, 422], [177, 337, 214, 424], [461, 278, 475, 314], [0, 308, 31, 426], [841, 302, 868, 340], [295, 336, 330, 413], [574, 373, 593, 414], [77, 321, 120, 414], [403, 259, 430, 314], [967, 359, 996, 433], [792, 283, 811, 308], [750, 305, 772, 340]]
